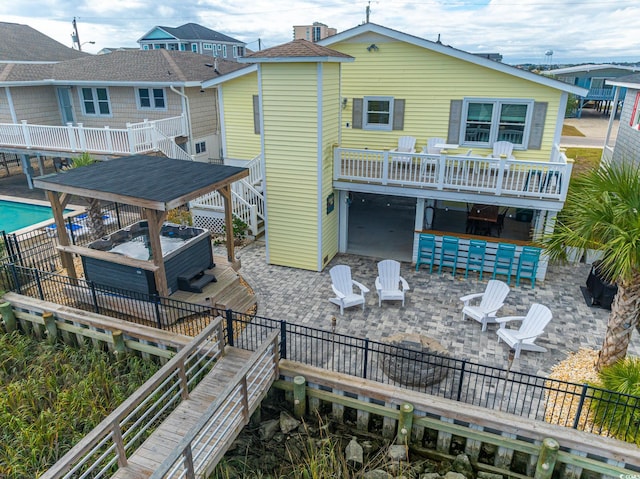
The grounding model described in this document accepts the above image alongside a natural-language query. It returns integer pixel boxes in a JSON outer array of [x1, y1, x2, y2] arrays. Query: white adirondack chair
[[375, 259, 410, 306], [426, 137, 446, 154], [460, 280, 510, 331], [391, 136, 416, 164], [489, 141, 515, 159], [495, 303, 552, 358], [329, 265, 369, 315]]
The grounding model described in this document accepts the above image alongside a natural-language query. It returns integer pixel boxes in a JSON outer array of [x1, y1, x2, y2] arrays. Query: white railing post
[[436, 153, 446, 190], [381, 151, 389, 184], [126, 123, 136, 154], [104, 126, 114, 154], [77, 123, 87, 151], [20, 120, 32, 148], [181, 113, 188, 136], [250, 205, 258, 236], [560, 160, 573, 200], [66, 122, 77, 151], [495, 156, 506, 195]]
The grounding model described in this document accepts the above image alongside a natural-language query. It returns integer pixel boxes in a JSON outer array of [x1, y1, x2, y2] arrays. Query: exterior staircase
[[190, 155, 265, 238]]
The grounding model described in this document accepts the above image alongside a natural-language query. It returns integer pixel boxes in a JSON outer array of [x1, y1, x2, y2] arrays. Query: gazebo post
[[219, 185, 235, 263], [144, 208, 169, 298], [47, 191, 77, 280]]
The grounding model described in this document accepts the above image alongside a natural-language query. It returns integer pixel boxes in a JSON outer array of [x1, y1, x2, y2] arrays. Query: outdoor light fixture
[[367, 43, 379, 52], [342, 98, 348, 109]]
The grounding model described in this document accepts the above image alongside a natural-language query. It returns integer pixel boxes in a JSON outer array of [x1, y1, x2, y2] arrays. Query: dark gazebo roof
[[33, 155, 248, 210]]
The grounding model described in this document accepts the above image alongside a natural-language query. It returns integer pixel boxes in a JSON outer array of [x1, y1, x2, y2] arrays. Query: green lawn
[[564, 147, 603, 177]]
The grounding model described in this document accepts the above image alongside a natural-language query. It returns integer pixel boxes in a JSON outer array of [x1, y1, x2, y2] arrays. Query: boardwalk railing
[[151, 330, 280, 479], [40, 317, 227, 479], [334, 147, 572, 202], [0, 115, 187, 157]]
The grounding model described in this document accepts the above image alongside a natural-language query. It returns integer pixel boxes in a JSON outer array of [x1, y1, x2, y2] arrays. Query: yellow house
[[202, 23, 587, 279]]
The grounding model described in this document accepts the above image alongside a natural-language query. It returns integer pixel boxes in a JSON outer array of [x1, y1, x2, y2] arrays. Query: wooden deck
[[112, 347, 253, 479]]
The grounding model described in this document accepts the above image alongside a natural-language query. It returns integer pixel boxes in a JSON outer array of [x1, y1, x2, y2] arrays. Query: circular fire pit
[[379, 333, 450, 387]]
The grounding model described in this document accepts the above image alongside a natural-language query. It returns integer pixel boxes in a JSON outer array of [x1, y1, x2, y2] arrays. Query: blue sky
[[3, 0, 639, 65]]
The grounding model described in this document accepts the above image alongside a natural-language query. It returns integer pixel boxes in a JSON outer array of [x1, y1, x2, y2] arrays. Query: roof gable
[[0, 21, 89, 62], [241, 39, 353, 63], [139, 23, 244, 45], [318, 23, 587, 96], [140, 27, 177, 41]]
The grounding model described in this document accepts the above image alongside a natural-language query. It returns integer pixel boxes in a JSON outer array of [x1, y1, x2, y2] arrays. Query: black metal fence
[[0, 202, 143, 273], [2, 262, 639, 445]]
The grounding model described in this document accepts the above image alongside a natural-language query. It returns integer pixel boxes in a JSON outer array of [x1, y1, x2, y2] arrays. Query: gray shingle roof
[[244, 39, 353, 60], [140, 23, 244, 45], [0, 50, 250, 84], [0, 22, 89, 62]]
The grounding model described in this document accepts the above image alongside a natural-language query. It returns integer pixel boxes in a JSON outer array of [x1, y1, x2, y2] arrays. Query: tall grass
[[0, 331, 160, 478]]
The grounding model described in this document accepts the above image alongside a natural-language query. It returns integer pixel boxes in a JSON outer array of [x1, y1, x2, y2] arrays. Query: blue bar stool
[[516, 246, 542, 288], [439, 236, 459, 276], [416, 233, 436, 272], [465, 239, 487, 279], [492, 243, 516, 284]]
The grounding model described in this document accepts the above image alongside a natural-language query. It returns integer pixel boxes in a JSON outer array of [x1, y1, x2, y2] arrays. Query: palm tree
[[65, 152, 106, 240], [540, 161, 640, 371]]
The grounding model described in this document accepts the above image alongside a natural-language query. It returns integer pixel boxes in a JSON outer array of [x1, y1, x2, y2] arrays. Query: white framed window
[[142, 44, 149, 50], [233, 45, 238, 57], [203, 43, 213, 50], [179, 43, 186, 51], [137, 88, 166, 110], [222, 45, 227, 57], [191, 44, 198, 53], [363, 96, 394, 131], [80, 87, 111, 116], [461, 98, 533, 148], [217, 44, 222, 51], [195, 141, 206, 154]]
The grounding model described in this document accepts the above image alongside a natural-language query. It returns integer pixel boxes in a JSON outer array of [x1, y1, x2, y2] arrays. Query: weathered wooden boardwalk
[[112, 347, 253, 478], [41, 319, 279, 479]]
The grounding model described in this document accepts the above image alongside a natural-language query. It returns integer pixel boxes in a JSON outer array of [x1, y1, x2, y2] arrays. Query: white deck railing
[[0, 115, 188, 157], [334, 147, 572, 202]]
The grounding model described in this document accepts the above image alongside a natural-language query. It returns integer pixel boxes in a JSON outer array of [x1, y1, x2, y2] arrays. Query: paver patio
[[234, 241, 640, 377]]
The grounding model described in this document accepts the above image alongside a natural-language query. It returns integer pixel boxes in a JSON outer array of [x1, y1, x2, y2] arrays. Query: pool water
[[0, 200, 73, 233]]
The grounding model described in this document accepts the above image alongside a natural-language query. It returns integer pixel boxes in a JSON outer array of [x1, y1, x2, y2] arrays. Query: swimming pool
[[0, 198, 75, 233]]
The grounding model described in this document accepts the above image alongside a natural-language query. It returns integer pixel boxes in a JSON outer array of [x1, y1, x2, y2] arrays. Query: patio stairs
[[171, 255, 256, 313]]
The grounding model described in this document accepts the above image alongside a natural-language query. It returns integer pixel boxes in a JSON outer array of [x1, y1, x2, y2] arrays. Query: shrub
[[589, 356, 640, 444]]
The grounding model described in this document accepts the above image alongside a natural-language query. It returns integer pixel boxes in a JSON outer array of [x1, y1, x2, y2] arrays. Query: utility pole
[[366, 1, 371, 23], [72, 17, 81, 51]]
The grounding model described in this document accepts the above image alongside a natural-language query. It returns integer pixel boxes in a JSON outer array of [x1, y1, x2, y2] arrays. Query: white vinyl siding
[[461, 98, 533, 148], [80, 87, 111, 116]]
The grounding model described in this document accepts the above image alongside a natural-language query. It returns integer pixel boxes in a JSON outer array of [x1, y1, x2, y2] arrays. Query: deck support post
[[293, 375, 306, 419], [0, 302, 17, 332], [397, 403, 414, 445], [535, 438, 559, 479], [43, 312, 58, 344]]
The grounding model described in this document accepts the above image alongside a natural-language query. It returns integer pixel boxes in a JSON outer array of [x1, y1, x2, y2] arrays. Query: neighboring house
[[97, 47, 138, 55], [0, 21, 88, 62], [200, 23, 587, 275], [137, 23, 247, 61], [543, 64, 640, 117], [293, 22, 337, 42], [602, 73, 640, 166], [0, 50, 246, 186]]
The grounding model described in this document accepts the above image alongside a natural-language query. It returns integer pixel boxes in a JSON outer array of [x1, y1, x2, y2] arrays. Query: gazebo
[[33, 155, 248, 297]]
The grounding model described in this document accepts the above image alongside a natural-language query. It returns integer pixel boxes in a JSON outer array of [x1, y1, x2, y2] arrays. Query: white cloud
[[2, 0, 639, 63]]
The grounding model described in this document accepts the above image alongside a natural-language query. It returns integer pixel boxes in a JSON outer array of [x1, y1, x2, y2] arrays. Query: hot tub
[[83, 221, 213, 295]]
